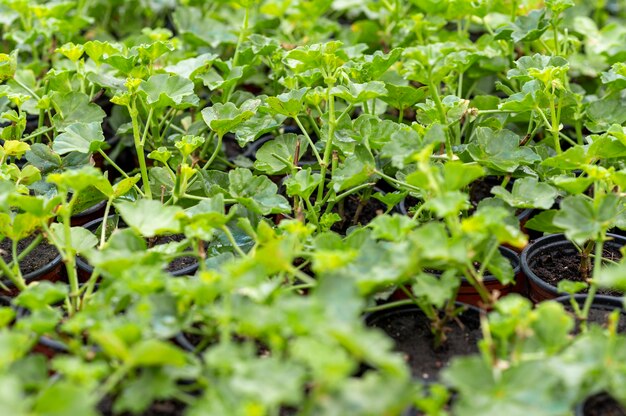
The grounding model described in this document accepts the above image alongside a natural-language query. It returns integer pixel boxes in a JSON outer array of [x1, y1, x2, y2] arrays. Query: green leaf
[[331, 145, 376, 192], [147, 147, 172, 165], [233, 112, 286, 147], [553, 194, 621, 244], [586, 97, 626, 133], [492, 178, 558, 210], [164, 53, 217, 79], [52, 122, 105, 155], [557, 280, 588, 295], [34, 381, 98, 416], [442, 161, 485, 191], [25, 144, 62, 173], [381, 84, 426, 110], [175, 135, 205, 159], [380, 126, 422, 168], [139, 74, 199, 109], [424, 191, 469, 218], [47, 166, 113, 196], [266, 87, 309, 117], [228, 168, 290, 215], [115, 200, 182, 237], [368, 214, 416, 241], [254, 134, 307, 174], [595, 262, 626, 291], [524, 210, 563, 233], [495, 10, 549, 43], [15, 282, 68, 311], [50, 92, 106, 131], [411, 271, 460, 309], [331, 81, 387, 103], [201, 99, 260, 138], [284, 168, 322, 199], [129, 339, 187, 367], [467, 127, 540, 173], [541, 146, 590, 170], [49, 224, 98, 254]]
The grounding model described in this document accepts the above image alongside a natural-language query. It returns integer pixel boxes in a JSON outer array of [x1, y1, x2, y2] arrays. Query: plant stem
[[202, 133, 223, 170], [221, 226, 246, 257], [97, 150, 145, 196], [581, 237, 605, 324], [317, 83, 336, 201], [129, 100, 152, 199], [294, 116, 323, 166], [0, 256, 25, 291], [100, 199, 113, 248]]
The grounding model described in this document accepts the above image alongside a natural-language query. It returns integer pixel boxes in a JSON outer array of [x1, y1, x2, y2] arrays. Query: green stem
[[294, 116, 323, 166], [221, 226, 246, 257], [100, 199, 113, 248], [364, 299, 416, 313], [0, 256, 25, 291], [129, 100, 152, 199], [317, 85, 336, 201], [581, 237, 605, 324], [202, 133, 223, 170], [22, 126, 54, 142], [97, 150, 145, 196]]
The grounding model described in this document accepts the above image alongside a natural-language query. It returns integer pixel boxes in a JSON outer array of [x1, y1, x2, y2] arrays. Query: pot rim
[[77, 215, 200, 277], [521, 233, 626, 297], [72, 199, 107, 219], [364, 302, 481, 327]]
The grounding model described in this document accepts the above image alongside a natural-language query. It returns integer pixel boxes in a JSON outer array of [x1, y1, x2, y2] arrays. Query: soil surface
[[562, 301, 626, 333], [583, 393, 626, 416], [331, 194, 387, 234], [98, 397, 186, 416], [84, 221, 199, 274], [367, 307, 481, 381], [0, 235, 59, 276], [151, 234, 198, 273], [531, 245, 622, 296]]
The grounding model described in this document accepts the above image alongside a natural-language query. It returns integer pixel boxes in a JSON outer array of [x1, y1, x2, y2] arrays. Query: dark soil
[[532, 246, 622, 296], [98, 397, 186, 416], [367, 307, 481, 381], [151, 234, 198, 273], [469, 177, 529, 218], [561, 300, 626, 333], [0, 235, 59, 276], [223, 134, 244, 160], [469, 178, 496, 208], [84, 221, 199, 274], [331, 194, 387, 234], [583, 393, 626, 416]]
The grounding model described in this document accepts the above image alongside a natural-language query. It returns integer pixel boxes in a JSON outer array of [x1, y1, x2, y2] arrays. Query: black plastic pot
[[458, 246, 523, 306], [554, 294, 626, 330], [388, 246, 523, 308], [365, 303, 481, 382], [76, 216, 200, 280], [70, 199, 107, 226], [521, 234, 626, 303], [1, 250, 63, 297], [574, 393, 626, 416]]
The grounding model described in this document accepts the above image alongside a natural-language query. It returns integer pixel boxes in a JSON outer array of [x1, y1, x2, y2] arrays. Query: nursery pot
[[574, 393, 626, 416], [456, 246, 523, 306], [388, 247, 523, 308], [33, 336, 70, 360], [521, 234, 626, 303], [554, 294, 626, 331], [0, 243, 63, 297], [70, 199, 107, 227], [76, 216, 200, 281], [365, 303, 481, 382]]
